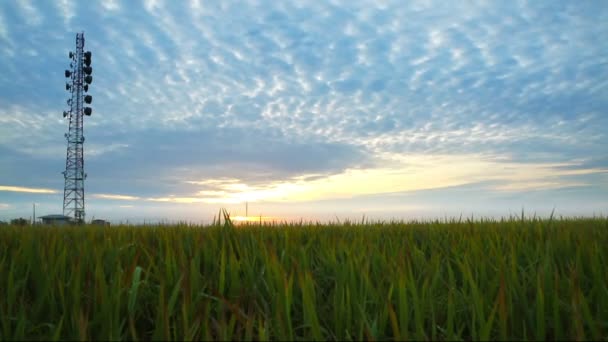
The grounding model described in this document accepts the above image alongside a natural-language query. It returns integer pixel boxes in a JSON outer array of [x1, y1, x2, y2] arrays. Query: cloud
[[86, 154, 606, 205], [101, 0, 121, 12], [146, 196, 208, 204], [55, 0, 75, 27], [91, 193, 140, 200], [0, 203, 10, 209], [80, 126, 368, 199], [0, 185, 58, 194], [0, 10, 10, 43], [0, 0, 606, 219], [199, 155, 606, 203], [15, 0, 43, 26]]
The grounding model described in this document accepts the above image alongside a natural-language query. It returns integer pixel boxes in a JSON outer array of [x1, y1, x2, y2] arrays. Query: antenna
[[62, 32, 93, 223]]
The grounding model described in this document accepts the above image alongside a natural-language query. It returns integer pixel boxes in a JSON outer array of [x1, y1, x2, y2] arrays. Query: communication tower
[[62, 32, 93, 223]]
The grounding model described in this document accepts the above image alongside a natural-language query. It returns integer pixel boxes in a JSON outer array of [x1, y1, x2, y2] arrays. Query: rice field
[[0, 214, 607, 341]]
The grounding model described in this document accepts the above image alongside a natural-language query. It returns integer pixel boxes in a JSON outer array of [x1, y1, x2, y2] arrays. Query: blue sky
[[0, 0, 607, 223]]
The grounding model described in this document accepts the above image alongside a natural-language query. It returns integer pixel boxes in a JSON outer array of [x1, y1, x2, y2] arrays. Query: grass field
[[1, 214, 607, 341]]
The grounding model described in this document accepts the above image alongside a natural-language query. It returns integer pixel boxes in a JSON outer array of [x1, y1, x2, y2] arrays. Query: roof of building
[[39, 214, 72, 220]]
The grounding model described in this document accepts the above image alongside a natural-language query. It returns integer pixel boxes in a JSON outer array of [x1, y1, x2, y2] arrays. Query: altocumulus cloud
[[0, 0, 606, 219]]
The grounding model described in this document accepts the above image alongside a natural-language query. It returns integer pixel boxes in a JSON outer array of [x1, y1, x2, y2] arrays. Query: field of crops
[[0, 216, 607, 341]]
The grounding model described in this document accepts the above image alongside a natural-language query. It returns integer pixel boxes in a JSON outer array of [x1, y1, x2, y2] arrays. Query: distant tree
[[10, 218, 28, 226]]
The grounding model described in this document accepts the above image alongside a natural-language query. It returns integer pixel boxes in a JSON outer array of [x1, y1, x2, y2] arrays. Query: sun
[[231, 215, 276, 224], [231, 215, 255, 222]]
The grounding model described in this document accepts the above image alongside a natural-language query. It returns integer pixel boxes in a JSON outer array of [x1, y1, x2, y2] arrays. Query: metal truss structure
[[62, 32, 93, 223]]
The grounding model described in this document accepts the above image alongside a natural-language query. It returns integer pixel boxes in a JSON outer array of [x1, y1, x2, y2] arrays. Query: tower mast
[[62, 32, 93, 223]]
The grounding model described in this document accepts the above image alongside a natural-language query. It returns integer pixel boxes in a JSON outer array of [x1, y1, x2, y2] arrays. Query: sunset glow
[[231, 215, 277, 223]]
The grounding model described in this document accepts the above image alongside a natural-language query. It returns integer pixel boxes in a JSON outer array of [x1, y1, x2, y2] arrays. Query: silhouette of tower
[[62, 32, 93, 223]]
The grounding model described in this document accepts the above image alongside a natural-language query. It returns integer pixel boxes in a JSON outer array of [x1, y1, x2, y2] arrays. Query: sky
[[0, 0, 607, 223]]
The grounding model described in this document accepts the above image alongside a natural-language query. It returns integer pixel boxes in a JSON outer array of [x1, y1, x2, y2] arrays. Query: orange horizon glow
[[231, 215, 278, 223]]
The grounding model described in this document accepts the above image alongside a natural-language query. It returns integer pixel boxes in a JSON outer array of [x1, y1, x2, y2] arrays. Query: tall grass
[[0, 216, 606, 340]]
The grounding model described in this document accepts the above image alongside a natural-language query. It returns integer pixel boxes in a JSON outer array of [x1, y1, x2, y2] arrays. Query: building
[[92, 219, 110, 227], [39, 214, 72, 225]]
